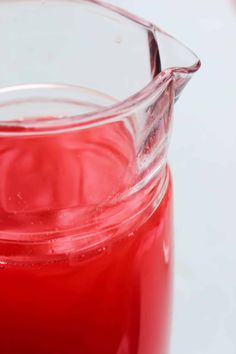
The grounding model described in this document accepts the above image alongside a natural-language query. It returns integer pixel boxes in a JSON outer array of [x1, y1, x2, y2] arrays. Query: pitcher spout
[[154, 28, 201, 101]]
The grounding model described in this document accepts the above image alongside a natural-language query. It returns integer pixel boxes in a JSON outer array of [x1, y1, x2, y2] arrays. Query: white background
[[108, 0, 236, 353]]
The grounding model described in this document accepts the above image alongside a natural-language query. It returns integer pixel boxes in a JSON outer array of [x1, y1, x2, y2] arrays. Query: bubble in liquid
[[96, 247, 107, 254]]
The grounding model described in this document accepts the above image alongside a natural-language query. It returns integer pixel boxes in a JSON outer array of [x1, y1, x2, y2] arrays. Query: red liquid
[[0, 121, 173, 354]]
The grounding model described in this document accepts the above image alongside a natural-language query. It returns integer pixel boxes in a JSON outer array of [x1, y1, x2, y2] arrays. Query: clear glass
[[0, 1, 200, 354]]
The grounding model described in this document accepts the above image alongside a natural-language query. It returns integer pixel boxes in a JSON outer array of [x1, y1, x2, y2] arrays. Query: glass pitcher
[[0, 1, 200, 353]]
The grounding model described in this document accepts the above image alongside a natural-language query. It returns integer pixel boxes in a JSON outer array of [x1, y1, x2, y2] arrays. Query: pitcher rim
[[0, 0, 201, 135]]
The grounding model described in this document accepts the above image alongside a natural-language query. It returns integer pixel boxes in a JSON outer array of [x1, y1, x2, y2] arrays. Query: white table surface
[[109, 0, 236, 353]]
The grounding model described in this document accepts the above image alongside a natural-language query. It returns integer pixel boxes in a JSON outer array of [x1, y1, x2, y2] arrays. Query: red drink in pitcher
[[0, 122, 173, 354], [0, 118, 173, 354]]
